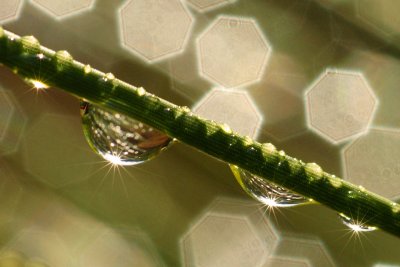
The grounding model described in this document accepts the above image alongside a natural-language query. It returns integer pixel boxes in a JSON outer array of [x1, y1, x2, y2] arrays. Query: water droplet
[[83, 64, 91, 74], [230, 165, 309, 207], [103, 72, 115, 81], [278, 150, 286, 157], [55, 50, 73, 71], [24, 78, 49, 90], [243, 135, 252, 145], [181, 106, 191, 113], [137, 87, 146, 96], [329, 176, 342, 188], [81, 101, 172, 165], [392, 203, 400, 213], [261, 143, 276, 154], [305, 162, 323, 180], [21, 35, 40, 52], [220, 123, 232, 134], [37, 53, 45, 60], [55, 50, 73, 62], [338, 213, 377, 232]]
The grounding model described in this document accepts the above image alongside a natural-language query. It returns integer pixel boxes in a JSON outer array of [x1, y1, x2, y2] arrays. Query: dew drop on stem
[[338, 213, 377, 232], [80, 101, 172, 166], [230, 165, 310, 207]]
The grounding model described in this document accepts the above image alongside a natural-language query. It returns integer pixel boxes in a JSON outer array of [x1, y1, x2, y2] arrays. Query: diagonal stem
[[1, 27, 400, 237]]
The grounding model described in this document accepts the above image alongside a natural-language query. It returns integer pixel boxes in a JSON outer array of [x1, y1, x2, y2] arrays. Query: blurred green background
[[1, 0, 400, 266]]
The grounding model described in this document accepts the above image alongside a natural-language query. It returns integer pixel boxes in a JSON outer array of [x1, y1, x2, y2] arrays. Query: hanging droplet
[[230, 165, 309, 207], [81, 101, 172, 165], [338, 213, 377, 232]]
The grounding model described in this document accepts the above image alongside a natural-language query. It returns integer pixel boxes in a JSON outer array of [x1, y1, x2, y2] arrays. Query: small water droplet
[[55, 50, 73, 71], [329, 176, 342, 188], [358, 185, 365, 192], [305, 162, 323, 180], [338, 213, 377, 232], [81, 101, 172, 165], [243, 135, 252, 145], [278, 150, 286, 157], [220, 123, 232, 134], [181, 106, 190, 113], [103, 72, 115, 81], [55, 50, 73, 62], [83, 64, 91, 74], [392, 203, 400, 213], [37, 53, 45, 60], [347, 190, 355, 198], [21, 35, 40, 52], [137, 87, 146, 96], [230, 165, 308, 207], [261, 143, 276, 154]]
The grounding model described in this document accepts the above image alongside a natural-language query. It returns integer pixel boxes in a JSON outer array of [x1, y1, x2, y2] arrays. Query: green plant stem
[[1, 27, 400, 237]]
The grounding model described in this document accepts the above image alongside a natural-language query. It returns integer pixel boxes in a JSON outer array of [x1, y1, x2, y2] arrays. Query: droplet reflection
[[24, 78, 49, 90], [230, 165, 309, 207], [338, 213, 377, 232], [81, 101, 172, 166]]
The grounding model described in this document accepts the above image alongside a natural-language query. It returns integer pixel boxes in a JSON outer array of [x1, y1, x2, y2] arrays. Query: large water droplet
[[338, 213, 377, 232], [230, 165, 309, 207], [81, 101, 172, 166]]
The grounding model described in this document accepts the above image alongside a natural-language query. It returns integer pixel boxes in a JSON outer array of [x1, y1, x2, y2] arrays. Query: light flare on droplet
[[24, 78, 49, 90], [339, 213, 377, 232], [230, 165, 309, 207], [81, 101, 172, 165]]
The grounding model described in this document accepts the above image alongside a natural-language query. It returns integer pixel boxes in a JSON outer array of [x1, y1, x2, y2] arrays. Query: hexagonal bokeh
[[187, 0, 235, 12], [193, 88, 262, 138], [0, 89, 27, 155], [0, 90, 14, 141], [168, 45, 211, 101], [356, 0, 400, 35], [198, 16, 271, 88], [306, 69, 377, 143], [0, 163, 23, 232], [79, 228, 163, 267], [182, 197, 278, 267], [249, 52, 309, 141], [119, 0, 193, 62], [374, 263, 400, 267], [0, 0, 23, 23], [263, 257, 310, 267], [342, 128, 400, 200], [22, 113, 100, 188], [31, 0, 95, 19], [4, 228, 72, 267], [273, 236, 336, 267]]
